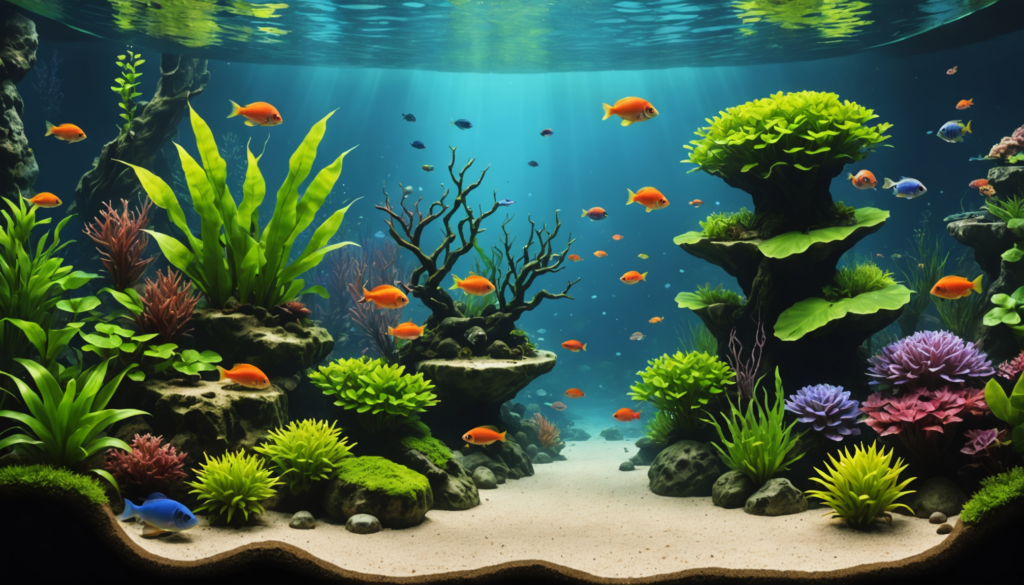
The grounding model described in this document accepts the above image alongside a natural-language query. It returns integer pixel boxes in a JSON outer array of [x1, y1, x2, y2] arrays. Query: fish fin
[[357, 287, 370, 303], [626, 188, 636, 205], [640, 272, 648, 281], [228, 100, 242, 118], [450, 118, 455, 126], [972, 274, 983, 294], [44, 121, 54, 136], [387, 326, 395, 335], [601, 103, 613, 121], [448, 274, 463, 290], [117, 499, 138, 522], [142, 522, 166, 539], [847, 172, 855, 180], [882, 178, 895, 190], [144, 493, 169, 502], [581, 209, 588, 218], [244, 120, 258, 127], [895, 193, 909, 199], [964, 120, 972, 134], [217, 365, 228, 381], [645, 207, 653, 213], [582, 343, 587, 352], [620, 119, 634, 127], [499, 431, 507, 442]]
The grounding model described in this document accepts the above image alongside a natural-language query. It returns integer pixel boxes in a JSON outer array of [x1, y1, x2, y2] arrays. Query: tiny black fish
[[528, 160, 539, 167], [451, 118, 473, 130], [402, 113, 416, 122], [411, 140, 426, 149], [540, 128, 553, 137]]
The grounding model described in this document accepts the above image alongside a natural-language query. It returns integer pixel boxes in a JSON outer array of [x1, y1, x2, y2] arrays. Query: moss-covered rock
[[322, 456, 432, 528], [0, 465, 107, 507], [390, 447, 479, 511], [400, 435, 452, 468]]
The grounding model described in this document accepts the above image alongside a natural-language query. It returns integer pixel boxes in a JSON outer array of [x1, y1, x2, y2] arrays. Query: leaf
[[95, 323, 135, 337], [758, 208, 889, 259], [127, 371, 146, 382], [992, 294, 1015, 309], [56, 296, 101, 315], [197, 351, 222, 364], [740, 163, 758, 173], [297, 285, 330, 300], [672, 231, 706, 246], [774, 285, 913, 341], [144, 344, 177, 359], [1004, 244, 1024, 263]]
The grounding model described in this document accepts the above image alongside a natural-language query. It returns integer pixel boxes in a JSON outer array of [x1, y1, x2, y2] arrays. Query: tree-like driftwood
[[496, 212, 578, 321]]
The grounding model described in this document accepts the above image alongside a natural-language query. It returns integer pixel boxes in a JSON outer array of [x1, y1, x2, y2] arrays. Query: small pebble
[[346, 514, 381, 534], [201, 391, 216, 399], [937, 523, 953, 535], [619, 461, 635, 471], [929, 511, 947, 524], [289, 511, 315, 530], [472, 466, 498, 490]]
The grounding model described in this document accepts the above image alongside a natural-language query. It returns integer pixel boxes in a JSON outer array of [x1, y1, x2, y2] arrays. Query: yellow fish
[[638, 253, 649, 259]]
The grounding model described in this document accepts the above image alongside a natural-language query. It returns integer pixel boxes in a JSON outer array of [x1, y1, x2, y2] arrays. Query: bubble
[[615, 352, 621, 356], [715, 201, 721, 205], [602, 311, 606, 315], [679, 269, 685, 273], [664, 283, 671, 288], [591, 295, 598, 299]]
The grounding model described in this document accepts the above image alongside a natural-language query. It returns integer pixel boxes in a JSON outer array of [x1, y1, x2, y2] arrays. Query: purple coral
[[987, 123, 1024, 161], [784, 384, 862, 441], [866, 330, 994, 391], [997, 350, 1024, 381]]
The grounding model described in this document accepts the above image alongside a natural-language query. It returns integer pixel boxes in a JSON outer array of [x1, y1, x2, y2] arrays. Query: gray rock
[[712, 471, 758, 509], [744, 478, 808, 517], [289, 511, 315, 529], [524, 403, 541, 418], [323, 457, 432, 529], [345, 514, 381, 534], [436, 338, 462, 359], [988, 165, 1024, 194], [647, 441, 722, 497], [0, 12, 39, 202], [511, 402, 527, 416], [930, 511, 947, 525], [514, 431, 528, 445], [525, 444, 539, 457], [389, 448, 480, 512], [619, 461, 635, 472], [900, 477, 968, 519], [486, 340, 513, 359], [937, 523, 953, 535], [459, 451, 511, 481], [632, 437, 666, 465], [472, 467, 498, 489], [494, 439, 534, 478], [464, 326, 487, 347], [600, 428, 624, 441], [532, 452, 553, 464], [563, 428, 591, 441]]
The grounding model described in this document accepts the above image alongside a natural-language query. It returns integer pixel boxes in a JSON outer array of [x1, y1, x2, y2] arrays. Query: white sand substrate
[[126, 439, 952, 578]]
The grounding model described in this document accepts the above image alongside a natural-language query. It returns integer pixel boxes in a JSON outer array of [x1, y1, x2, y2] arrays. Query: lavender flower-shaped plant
[[784, 384, 862, 441], [867, 330, 994, 391]]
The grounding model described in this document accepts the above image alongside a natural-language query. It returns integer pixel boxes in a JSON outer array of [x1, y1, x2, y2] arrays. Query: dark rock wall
[[0, 10, 39, 201]]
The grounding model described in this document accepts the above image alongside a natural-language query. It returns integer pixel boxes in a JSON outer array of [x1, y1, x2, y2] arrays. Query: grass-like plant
[[695, 283, 744, 306], [985, 195, 1024, 223], [111, 48, 144, 140], [822, 261, 895, 300], [699, 208, 755, 239], [960, 466, 1024, 525], [187, 450, 282, 525], [644, 409, 678, 445], [629, 351, 736, 437], [677, 320, 718, 355], [254, 419, 355, 495], [122, 104, 359, 309], [806, 441, 916, 530], [894, 216, 949, 337], [703, 367, 804, 486]]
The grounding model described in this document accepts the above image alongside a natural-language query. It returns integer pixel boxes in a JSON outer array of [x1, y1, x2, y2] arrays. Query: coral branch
[[83, 199, 155, 291], [532, 413, 562, 449], [727, 313, 766, 400], [497, 210, 579, 320]]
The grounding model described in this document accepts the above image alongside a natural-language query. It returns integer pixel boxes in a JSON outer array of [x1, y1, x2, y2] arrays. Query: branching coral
[[785, 384, 862, 441], [532, 413, 562, 449], [866, 331, 994, 391], [341, 239, 405, 360], [104, 434, 187, 499], [986, 123, 1024, 162], [137, 268, 200, 344]]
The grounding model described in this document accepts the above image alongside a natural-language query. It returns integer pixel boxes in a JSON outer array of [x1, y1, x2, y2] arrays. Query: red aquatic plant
[[997, 350, 1024, 381], [137, 268, 200, 344], [532, 413, 562, 449], [104, 434, 188, 498], [83, 199, 155, 291]]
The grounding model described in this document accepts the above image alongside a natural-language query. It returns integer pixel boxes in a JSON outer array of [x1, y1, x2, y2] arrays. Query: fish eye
[[918, 186, 925, 191]]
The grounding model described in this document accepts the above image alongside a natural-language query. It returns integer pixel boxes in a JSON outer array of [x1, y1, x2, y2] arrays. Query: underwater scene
[[1, 1, 1023, 584]]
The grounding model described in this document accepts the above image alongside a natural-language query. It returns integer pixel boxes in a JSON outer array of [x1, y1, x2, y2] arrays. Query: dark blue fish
[[411, 140, 426, 149], [527, 160, 539, 167], [937, 120, 971, 143], [540, 128, 553, 137], [882, 177, 927, 199], [450, 118, 473, 130], [402, 113, 416, 122], [498, 199, 515, 207], [118, 493, 198, 538]]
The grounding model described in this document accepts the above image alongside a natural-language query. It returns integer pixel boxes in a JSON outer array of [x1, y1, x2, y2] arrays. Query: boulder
[[464, 326, 487, 347], [744, 478, 808, 517], [900, 477, 968, 519], [930, 512, 947, 525], [988, 165, 1024, 194], [289, 511, 315, 530], [389, 447, 479, 511], [472, 467, 498, 489], [630, 437, 666, 466], [511, 403, 527, 416], [0, 11, 38, 202], [496, 439, 534, 478], [600, 428, 624, 441], [563, 427, 591, 441], [436, 338, 461, 359], [345, 514, 381, 534], [619, 461, 636, 472], [460, 451, 511, 481], [323, 457, 432, 529], [487, 340, 513, 359], [525, 444, 539, 457], [712, 471, 758, 509], [533, 452, 553, 464], [648, 441, 722, 497]]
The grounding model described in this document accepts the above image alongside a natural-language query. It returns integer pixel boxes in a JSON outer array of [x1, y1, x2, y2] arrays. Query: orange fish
[[612, 234, 624, 241], [968, 179, 989, 189], [956, 99, 973, 110], [45, 121, 86, 143], [626, 187, 670, 212], [568, 254, 583, 262], [876, 254, 884, 258], [548, 401, 567, 412], [847, 170, 877, 190], [931, 275, 982, 300], [689, 199, 703, 207], [582, 207, 609, 221], [564, 388, 585, 399], [388, 321, 426, 340], [613, 407, 641, 422], [649, 316, 663, 324], [228, 100, 283, 127], [594, 250, 608, 258], [358, 284, 409, 309], [463, 427, 507, 446], [601, 97, 659, 127], [917, 263, 925, 269], [449, 273, 496, 296], [947, 66, 957, 75], [620, 271, 647, 285], [561, 340, 587, 352], [25, 192, 62, 208], [217, 364, 270, 389]]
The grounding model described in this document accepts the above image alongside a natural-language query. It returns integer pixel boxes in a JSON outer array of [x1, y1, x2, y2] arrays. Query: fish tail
[[640, 271, 648, 281], [972, 274, 983, 294], [601, 103, 613, 121], [582, 343, 587, 352], [117, 499, 138, 522], [217, 365, 228, 382], [882, 178, 896, 190], [633, 411, 641, 420], [964, 120, 972, 134], [387, 326, 395, 336], [448, 275, 463, 290], [44, 121, 54, 136], [846, 172, 855, 180], [626, 188, 636, 205], [357, 287, 370, 303], [228, 100, 242, 118], [449, 118, 455, 126], [581, 209, 588, 218], [499, 431, 507, 443]]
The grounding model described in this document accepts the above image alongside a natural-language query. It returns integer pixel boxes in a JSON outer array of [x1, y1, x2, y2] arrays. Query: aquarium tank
[[2, 1, 1023, 584]]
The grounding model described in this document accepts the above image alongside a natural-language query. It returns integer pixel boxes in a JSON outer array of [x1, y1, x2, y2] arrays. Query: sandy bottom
[[126, 440, 951, 578]]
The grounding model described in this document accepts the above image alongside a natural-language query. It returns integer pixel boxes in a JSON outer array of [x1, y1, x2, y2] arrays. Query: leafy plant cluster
[[983, 377, 1024, 454], [629, 351, 735, 439], [822, 261, 895, 301], [253, 419, 355, 495], [187, 450, 282, 525], [699, 208, 754, 239], [984, 194, 1024, 226], [111, 48, 144, 139], [676, 283, 744, 311], [76, 317, 221, 382], [960, 466, 1024, 525], [982, 286, 1024, 337]]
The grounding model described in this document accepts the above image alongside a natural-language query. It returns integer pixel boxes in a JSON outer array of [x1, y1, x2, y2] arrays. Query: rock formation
[[0, 9, 38, 201]]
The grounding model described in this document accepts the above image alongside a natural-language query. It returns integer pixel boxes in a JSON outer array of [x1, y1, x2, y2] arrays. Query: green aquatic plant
[[984, 194, 1024, 225], [732, 0, 874, 40], [960, 466, 1024, 525], [775, 284, 912, 341], [675, 283, 744, 311], [187, 450, 282, 525], [254, 419, 355, 495], [123, 104, 358, 309], [0, 464, 108, 507], [894, 215, 948, 337], [462, 240, 503, 317], [806, 441, 916, 530], [677, 320, 719, 356], [704, 367, 803, 486], [822, 261, 895, 301], [983, 377, 1024, 454], [644, 409, 678, 445], [982, 285, 1024, 337], [830, 200, 856, 223], [628, 351, 735, 437], [111, 48, 144, 140], [698, 208, 754, 239], [335, 456, 430, 499]]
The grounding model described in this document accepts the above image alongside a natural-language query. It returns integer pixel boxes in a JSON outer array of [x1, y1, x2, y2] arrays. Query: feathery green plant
[[629, 351, 735, 437], [894, 215, 948, 336], [960, 467, 1024, 525], [699, 208, 754, 239], [111, 48, 144, 140], [254, 419, 355, 495], [677, 320, 719, 355], [644, 409, 678, 445], [985, 195, 1024, 223], [822, 261, 895, 301], [187, 450, 282, 525], [695, 283, 744, 306]]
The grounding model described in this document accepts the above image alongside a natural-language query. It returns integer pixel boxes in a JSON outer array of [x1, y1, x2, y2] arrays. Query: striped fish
[[937, 120, 972, 143]]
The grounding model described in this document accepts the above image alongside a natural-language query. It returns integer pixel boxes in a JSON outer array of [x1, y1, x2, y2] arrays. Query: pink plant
[[987, 123, 1024, 161], [104, 434, 187, 497], [960, 428, 1009, 477], [997, 350, 1024, 380]]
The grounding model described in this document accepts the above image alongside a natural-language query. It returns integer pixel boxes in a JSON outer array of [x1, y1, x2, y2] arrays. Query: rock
[[901, 477, 968, 519], [619, 461, 635, 471], [648, 441, 722, 498], [323, 457, 432, 529], [472, 467, 498, 489], [289, 511, 315, 529], [525, 444, 539, 457], [937, 523, 953, 535], [632, 437, 666, 465], [987, 165, 1024, 194], [532, 452, 552, 464], [712, 471, 758, 509], [511, 403, 526, 416], [930, 511, 947, 524], [345, 514, 381, 535], [744, 478, 808, 517], [524, 403, 541, 418], [600, 428, 624, 441], [0, 12, 38, 201], [436, 338, 462, 359], [514, 431, 528, 445], [460, 451, 511, 481], [496, 440, 534, 478], [389, 448, 479, 511], [464, 326, 487, 347], [486, 340, 513, 359], [184, 310, 333, 379], [563, 428, 591, 441]]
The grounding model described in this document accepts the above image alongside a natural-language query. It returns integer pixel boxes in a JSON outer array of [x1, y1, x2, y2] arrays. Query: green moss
[[961, 467, 1024, 525], [699, 208, 755, 239], [831, 200, 856, 222], [336, 456, 430, 499], [0, 465, 108, 507], [822, 262, 896, 301], [677, 283, 744, 310], [400, 435, 453, 468]]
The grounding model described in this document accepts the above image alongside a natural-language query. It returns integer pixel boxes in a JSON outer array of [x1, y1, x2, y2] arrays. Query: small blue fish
[[498, 199, 515, 207], [937, 120, 972, 143], [411, 140, 426, 149], [528, 161, 539, 167], [926, 131, 934, 135], [402, 113, 416, 122], [117, 493, 198, 538], [374, 230, 386, 238], [450, 118, 473, 130], [882, 177, 927, 199]]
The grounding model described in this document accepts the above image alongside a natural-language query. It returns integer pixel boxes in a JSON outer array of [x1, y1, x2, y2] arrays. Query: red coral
[[532, 413, 562, 449], [83, 199, 155, 291], [104, 434, 187, 498], [137, 269, 200, 344], [987, 123, 1024, 160], [998, 350, 1024, 380]]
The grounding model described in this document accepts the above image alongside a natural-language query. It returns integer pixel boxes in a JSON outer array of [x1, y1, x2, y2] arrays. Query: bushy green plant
[[699, 208, 754, 239], [831, 200, 855, 222], [187, 450, 282, 525], [309, 356, 380, 400], [984, 195, 1024, 223], [124, 104, 358, 309], [983, 378, 1024, 454], [806, 441, 916, 530], [628, 351, 735, 437], [254, 419, 355, 494], [111, 48, 144, 139], [822, 261, 895, 300], [960, 466, 1024, 525], [695, 283, 744, 306], [704, 367, 803, 486], [644, 410, 678, 445], [982, 285, 1024, 337], [0, 464, 108, 506]]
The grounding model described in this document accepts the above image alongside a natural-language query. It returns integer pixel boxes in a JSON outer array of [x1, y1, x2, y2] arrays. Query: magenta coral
[[866, 330, 994, 391], [987, 123, 1024, 160], [104, 434, 188, 497], [997, 350, 1024, 380]]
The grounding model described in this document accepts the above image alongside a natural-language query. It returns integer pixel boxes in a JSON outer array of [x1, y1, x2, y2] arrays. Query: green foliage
[[400, 434, 452, 467], [462, 240, 503, 317], [187, 450, 282, 525], [960, 467, 1024, 525], [335, 456, 430, 498], [0, 464, 108, 507], [254, 419, 355, 495], [984, 195, 1024, 225], [822, 261, 895, 300], [806, 441, 916, 530], [831, 200, 856, 222], [677, 320, 719, 355], [699, 208, 755, 239], [682, 91, 892, 182], [774, 284, 913, 341], [983, 378, 1024, 454], [704, 368, 804, 486], [644, 409, 678, 445], [123, 104, 358, 309], [628, 351, 735, 437], [111, 48, 144, 139], [982, 285, 1024, 337], [894, 216, 948, 336], [0, 358, 142, 495], [172, 349, 222, 376], [675, 283, 744, 310]]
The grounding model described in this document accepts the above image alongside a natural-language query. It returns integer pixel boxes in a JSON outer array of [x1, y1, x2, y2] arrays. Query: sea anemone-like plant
[[83, 199, 155, 292], [254, 419, 355, 495], [806, 441, 916, 530], [628, 351, 736, 438], [137, 268, 200, 344], [104, 434, 187, 499], [866, 330, 994, 391], [784, 384, 862, 442], [532, 413, 562, 449], [998, 350, 1024, 380], [187, 450, 282, 525]]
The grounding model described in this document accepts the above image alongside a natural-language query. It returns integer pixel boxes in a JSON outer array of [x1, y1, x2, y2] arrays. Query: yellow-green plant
[[732, 0, 874, 40], [254, 419, 355, 494], [628, 351, 735, 437], [121, 104, 358, 309], [822, 261, 895, 300], [111, 48, 143, 139], [699, 208, 754, 239], [187, 450, 281, 525], [806, 441, 916, 529]]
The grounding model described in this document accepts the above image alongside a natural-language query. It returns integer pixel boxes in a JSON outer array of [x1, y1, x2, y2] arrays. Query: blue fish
[[882, 177, 927, 199], [374, 230, 386, 238], [402, 113, 416, 122], [450, 118, 473, 130], [937, 120, 972, 143], [411, 140, 426, 149], [498, 199, 515, 207], [117, 493, 198, 538], [528, 160, 539, 167]]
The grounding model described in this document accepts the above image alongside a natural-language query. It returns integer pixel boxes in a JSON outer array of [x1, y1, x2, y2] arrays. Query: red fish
[[568, 254, 582, 262], [626, 187, 670, 212], [463, 427, 506, 446], [620, 271, 647, 285], [582, 207, 608, 221], [601, 97, 659, 127], [228, 100, 282, 127], [45, 122, 86, 143], [968, 179, 989, 189], [548, 401, 567, 411], [847, 170, 877, 190], [358, 285, 409, 309], [689, 199, 703, 207], [613, 408, 641, 422], [956, 99, 973, 110], [564, 388, 585, 399], [931, 275, 982, 300], [561, 340, 587, 352], [217, 364, 270, 389], [25, 192, 62, 208]]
